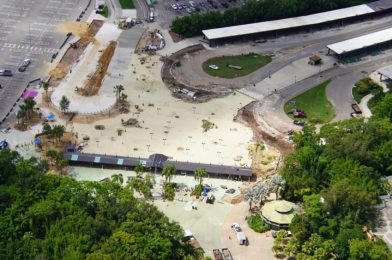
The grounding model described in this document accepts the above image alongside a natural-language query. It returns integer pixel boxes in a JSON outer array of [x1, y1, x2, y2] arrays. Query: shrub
[[165, 183, 176, 201], [192, 184, 203, 199], [353, 77, 383, 103], [247, 214, 270, 233]]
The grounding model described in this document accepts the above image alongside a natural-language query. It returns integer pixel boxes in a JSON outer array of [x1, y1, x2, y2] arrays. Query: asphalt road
[[0, 0, 90, 127]]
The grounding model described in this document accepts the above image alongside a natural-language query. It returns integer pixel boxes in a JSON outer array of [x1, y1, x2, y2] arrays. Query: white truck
[[231, 223, 247, 245]]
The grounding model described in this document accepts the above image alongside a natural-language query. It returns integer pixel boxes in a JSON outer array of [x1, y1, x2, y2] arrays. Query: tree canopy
[[281, 92, 392, 258], [0, 150, 200, 259]]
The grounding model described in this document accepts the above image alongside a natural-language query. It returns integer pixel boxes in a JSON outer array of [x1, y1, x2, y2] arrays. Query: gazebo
[[261, 200, 296, 229]]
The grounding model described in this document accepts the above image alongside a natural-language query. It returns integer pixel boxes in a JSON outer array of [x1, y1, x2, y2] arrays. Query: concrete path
[[359, 94, 373, 118]]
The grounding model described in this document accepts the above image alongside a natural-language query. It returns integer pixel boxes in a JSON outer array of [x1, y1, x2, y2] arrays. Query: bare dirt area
[[48, 20, 104, 87], [161, 44, 232, 102], [235, 101, 293, 158], [135, 29, 165, 54], [77, 41, 117, 96], [221, 202, 274, 260], [168, 30, 183, 43]]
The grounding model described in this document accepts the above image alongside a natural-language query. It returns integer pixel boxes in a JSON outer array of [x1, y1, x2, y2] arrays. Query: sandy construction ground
[[70, 53, 254, 167], [69, 166, 246, 257]]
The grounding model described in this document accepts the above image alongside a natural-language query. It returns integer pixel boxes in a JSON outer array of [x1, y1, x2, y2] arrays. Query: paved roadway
[[0, 0, 91, 127]]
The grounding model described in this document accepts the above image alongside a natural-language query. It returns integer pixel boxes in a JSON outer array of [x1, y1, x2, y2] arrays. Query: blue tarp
[[34, 139, 42, 145], [47, 114, 55, 120]]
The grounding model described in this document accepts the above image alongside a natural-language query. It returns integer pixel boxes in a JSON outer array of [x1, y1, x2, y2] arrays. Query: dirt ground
[[49, 20, 104, 87], [78, 41, 117, 96], [221, 202, 275, 260], [235, 102, 293, 158]]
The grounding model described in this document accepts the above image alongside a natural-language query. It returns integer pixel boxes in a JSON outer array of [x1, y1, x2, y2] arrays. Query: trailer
[[222, 248, 233, 260]]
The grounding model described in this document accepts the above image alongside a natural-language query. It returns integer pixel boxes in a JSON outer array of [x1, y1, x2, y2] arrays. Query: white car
[[231, 223, 242, 232], [189, 1, 196, 7], [208, 64, 219, 70], [171, 4, 178, 10]]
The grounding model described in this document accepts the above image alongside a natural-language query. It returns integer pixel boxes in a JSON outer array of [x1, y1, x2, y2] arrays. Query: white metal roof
[[377, 64, 392, 79], [327, 27, 392, 55], [202, 5, 374, 40]]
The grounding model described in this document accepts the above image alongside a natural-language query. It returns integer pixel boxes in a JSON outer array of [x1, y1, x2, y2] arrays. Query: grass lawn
[[101, 6, 109, 17], [284, 80, 335, 124], [119, 0, 135, 9], [202, 53, 272, 78]]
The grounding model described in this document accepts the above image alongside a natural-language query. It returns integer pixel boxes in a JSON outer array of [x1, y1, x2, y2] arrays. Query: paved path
[[359, 94, 374, 118]]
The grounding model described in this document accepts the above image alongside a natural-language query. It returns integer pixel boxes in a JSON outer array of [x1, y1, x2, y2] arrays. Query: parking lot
[[155, 0, 245, 29], [0, 0, 91, 126]]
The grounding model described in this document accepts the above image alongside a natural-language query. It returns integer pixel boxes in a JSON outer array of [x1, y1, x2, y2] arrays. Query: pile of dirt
[[77, 41, 117, 96], [222, 194, 243, 204], [48, 20, 104, 88]]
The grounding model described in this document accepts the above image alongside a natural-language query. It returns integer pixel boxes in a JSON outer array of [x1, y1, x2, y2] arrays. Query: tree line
[[278, 90, 392, 258], [171, 0, 375, 38], [0, 151, 201, 259]]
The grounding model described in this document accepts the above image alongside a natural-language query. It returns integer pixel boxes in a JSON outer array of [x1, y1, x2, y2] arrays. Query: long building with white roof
[[202, 0, 392, 44], [326, 27, 392, 56]]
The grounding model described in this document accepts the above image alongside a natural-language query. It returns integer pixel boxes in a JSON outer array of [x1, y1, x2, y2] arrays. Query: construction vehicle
[[118, 18, 135, 29]]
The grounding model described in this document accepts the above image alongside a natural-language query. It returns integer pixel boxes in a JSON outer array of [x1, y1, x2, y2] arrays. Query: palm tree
[[16, 109, 26, 125], [59, 95, 70, 114], [23, 98, 36, 119], [162, 164, 176, 185], [51, 125, 65, 143], [194, 167, 207, 185], [111, 173, 124, 185], [42, 81, 49, 102], [134, 163, 145, 178], [113, 85, 124, 105], [271, 174, 286, 200]]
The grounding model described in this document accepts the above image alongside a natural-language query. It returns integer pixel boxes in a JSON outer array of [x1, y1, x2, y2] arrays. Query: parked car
[[208, 64, 219, 70], [220, 185, 228, 189], [231, 223, 242, 232], [0, 69, 12, 76], [171, 3, 178, 9], [293, 120, 306, 126], [18, 59, 31, 72], [225, 188, 235, 194]]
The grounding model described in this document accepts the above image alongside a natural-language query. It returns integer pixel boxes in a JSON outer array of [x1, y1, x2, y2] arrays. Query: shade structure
[[261, 200, 296, 228], [22, 91, 38, 99], [34, 139, 42, 145], [47, 114, 55, 121]]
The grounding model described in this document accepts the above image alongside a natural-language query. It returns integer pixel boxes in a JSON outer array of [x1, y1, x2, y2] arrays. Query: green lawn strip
[[119, 0, 135, 9], [202, 53, 272, 79], [284, 80, 335, 124], [101, 6, 109, 17]]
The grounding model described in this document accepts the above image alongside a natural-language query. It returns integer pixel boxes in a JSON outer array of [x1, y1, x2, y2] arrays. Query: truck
[[236, 231, 247, 245], [221, 248, 233, 260]]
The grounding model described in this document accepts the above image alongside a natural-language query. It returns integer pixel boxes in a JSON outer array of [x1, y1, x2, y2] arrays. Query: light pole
[[202, 142, 205, 150], [147, 144, 150, 152], [162, 138, 167, 145], [188, 136, 192, 143], [149, 132, 153, 139]]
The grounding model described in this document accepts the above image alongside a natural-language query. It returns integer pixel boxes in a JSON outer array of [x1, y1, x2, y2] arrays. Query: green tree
[[59, 95, 70, 114], [162, 164, 176, 185], [42, 123, 52, 135], [134, 163, 145, 178], [22, 97, 36, 119], [42, 81, 49, 102], [111, 173, 124, 185], [194, 167, 207, 185], [16, 109, 26, 125], [51, 125, 65, 143], [349, 239, 392, 260]]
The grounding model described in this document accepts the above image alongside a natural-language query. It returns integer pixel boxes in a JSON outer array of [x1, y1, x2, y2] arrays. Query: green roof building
[[261, 200, 296, 229]]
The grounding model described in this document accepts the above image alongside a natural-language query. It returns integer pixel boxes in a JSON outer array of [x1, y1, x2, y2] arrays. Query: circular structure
[[261, 200, 296, 229]]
